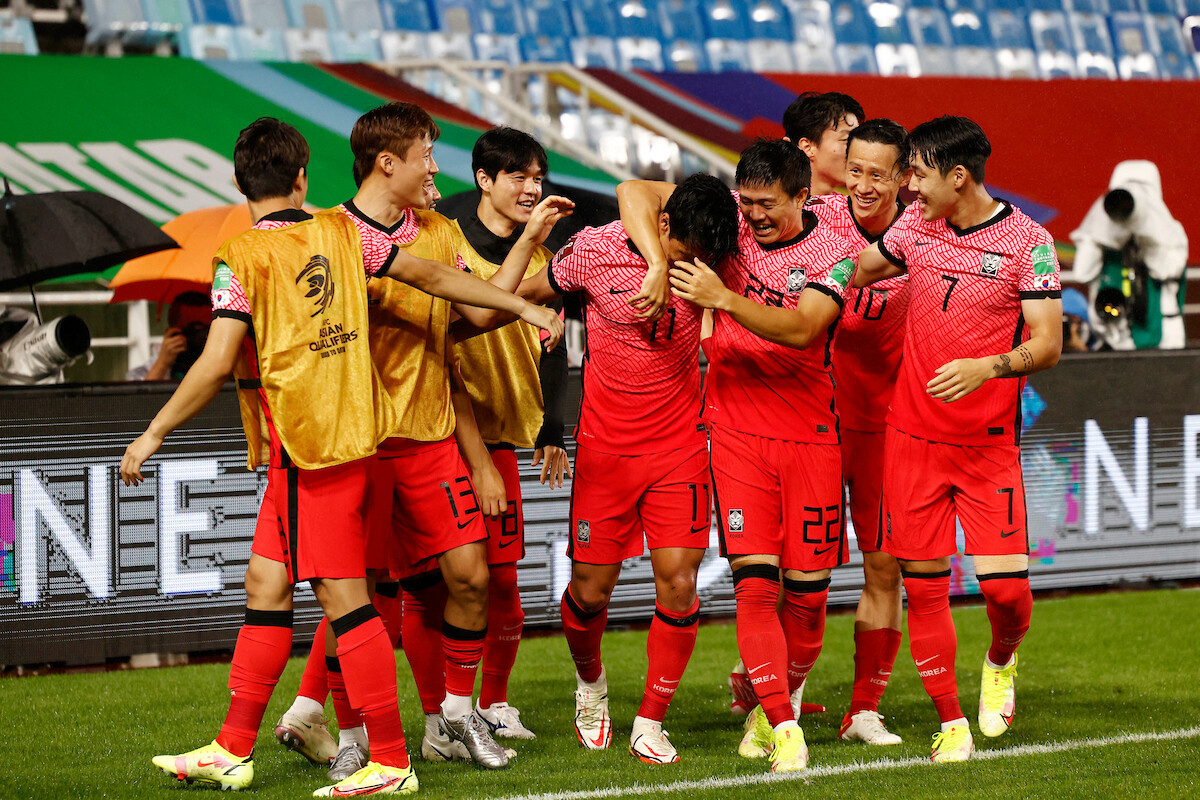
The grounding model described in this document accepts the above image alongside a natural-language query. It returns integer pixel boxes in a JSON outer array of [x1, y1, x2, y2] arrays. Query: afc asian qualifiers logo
[[786, 267, 807, 293], [576, 519, 591, 544], [980, 252, 1002, 277], [728, 508, 745, 533], [297, 255, 336, 317]]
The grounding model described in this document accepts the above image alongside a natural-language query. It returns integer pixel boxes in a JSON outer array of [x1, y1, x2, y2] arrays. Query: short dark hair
[[472, 127, 549, 191], [662, 173, 740, 267], [351, 102, 441, 187], [233, 117, 309, 202], [907, 115, 991, 183], [847, 118, 909, 172], [735, 138, 811, 198], [782, 91, 865, 144], [168, 291, 212, 326]]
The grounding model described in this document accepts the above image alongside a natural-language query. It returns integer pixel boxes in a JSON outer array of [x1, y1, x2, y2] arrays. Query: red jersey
[[879, 201, 1061, 446], [547, 222, 705, 456], [703, 207, 855, 443], [810, 193, 910, 433]]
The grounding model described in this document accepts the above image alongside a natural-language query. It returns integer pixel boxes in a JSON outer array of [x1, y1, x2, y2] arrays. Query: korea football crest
[[786, 267, 807, 294], [980, 252, 1002, 278], [727, 508, 745, 533], [576, 519, 591, 544]]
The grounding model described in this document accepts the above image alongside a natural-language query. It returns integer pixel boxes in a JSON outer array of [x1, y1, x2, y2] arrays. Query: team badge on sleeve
[[728, 508, 744, 533], [1031, 244, 1056, 275], [576, 519, 591, 544], [786, 267, 807, 293], [829, 258, 855, 289], [212, 263, 232, 307], [980, 252, 1002, 277]]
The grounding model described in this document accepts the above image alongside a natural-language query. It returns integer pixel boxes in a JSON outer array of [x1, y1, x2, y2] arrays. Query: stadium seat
[[189, 0, 239, 25], [433, 0, 478, 34], [987, 9, 1039, 76], [1028, 10, 1080, 76], [524, 0, 572, 37], [1067, 11, 1118, 76], [379, 29, 475, 58], [704, 36, 752, 68], [378, 0, 435, 31], [473, 31, 520, 61], [616, 35, 666, 68], [943, 0, 990, 14], [178, 22, 238, 57], [1110, 11, 1162, 76], [234, 25, 288, 59], [1147, 13, 1198, 76], [948, 8, 1000, 75], [747, 37, 797, 69], [570, 35, 619, 67], [792, 38, 838, 70], [789, 0, 838, 72], [859, 0, 920, 75], [1140, 0, 1182, 15], [333, 0, 385, 30], [284, 26, 334, 59], [235, 0, 287, 29], [907, 7, 957, 74], [1106, 0, 1140, 12], [700, 0, 751, 40], [615, 0, 663, 39], [520, 32, 572, 61], [569, 0, 618, 37], [284, 0, 338, 29], [0, 13, 37, 53], [745, 0, 794, 41], [658, 0, 706, 39], [986, 0, 1025, 11], [661, 36, 710, 69], [330, 29, 383, 59]]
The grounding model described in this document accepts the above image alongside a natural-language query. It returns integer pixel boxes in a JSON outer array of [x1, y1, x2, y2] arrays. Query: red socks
[[732, 566, 792, 728], [781, 577, 829, 695], [979, 570, 1032, 666], [850, 626, 902, 715], [218, 608, 293, 757], [480, 562, 524, 708], [401, 573, 450, 714], [442, 621, 487, 700], [325, 656, 362, 730], [903, 569, 962, 723], [296, 615, 328, 706], [561, 584, 608, 683], [373, 581, 404, 648], [333, 605, 409, 768], [638, 598, 699, 721]]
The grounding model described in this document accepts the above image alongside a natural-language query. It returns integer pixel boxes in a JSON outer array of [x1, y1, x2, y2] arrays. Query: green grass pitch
[[4, 587, 1198, 799]]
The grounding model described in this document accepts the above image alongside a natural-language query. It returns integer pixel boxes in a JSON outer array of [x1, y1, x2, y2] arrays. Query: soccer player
[[811, 118, 911, 747], [517, 174, 738, 765], [127, 117, 420, 796], [854, 116, 1063, 762], [626, 140, 857, 772], [782, 92, 864, 198]]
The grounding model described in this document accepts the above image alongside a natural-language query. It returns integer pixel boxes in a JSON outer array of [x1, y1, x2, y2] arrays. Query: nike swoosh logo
[[588, 714, 608, 747], [747, 662, 772, 675], [1000, 529, 1019, 538], [456, 518, 476, 529], [498, 536, 518, 548], [196, 760, 218, 768], [657, 678, 680, 685], [914, 241, 931, 247], [814, 544, 837, 556], [689, 524, 709, 534], [609, 287, 630, 294], [914, 655, 938, 666]]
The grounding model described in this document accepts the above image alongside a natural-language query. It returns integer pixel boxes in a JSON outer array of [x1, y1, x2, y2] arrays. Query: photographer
[[126, 291, 212, 381]]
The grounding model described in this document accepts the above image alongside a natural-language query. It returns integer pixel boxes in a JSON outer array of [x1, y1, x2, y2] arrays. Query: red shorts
[[251, 457, 372, 583], [568, 442, 710, 565], [711, 424, 846, 572], [841, 428, 886, 553], [881, 426, 1028, 561], [484, 448, 524, 566], [376, 437, 487, 579]]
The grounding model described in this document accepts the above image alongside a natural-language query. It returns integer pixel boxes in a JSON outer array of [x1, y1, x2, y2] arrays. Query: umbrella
[[108, 204, 253, 305], [0, 177, 179, 320]]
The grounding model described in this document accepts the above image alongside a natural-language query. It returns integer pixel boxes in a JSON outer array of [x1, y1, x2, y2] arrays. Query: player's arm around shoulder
[[617, 179, 677, 319], [855, 204, 918, 287]]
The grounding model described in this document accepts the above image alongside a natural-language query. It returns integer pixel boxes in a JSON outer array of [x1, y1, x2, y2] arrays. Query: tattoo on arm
[[993, 345, 1034, 378]]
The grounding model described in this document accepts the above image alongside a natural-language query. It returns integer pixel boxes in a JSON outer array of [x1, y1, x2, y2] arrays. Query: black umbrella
[[0, 177, 179, 320]]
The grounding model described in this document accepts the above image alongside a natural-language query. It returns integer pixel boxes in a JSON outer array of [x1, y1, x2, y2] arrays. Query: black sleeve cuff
[[546, 264, 567, 296], [213, 309, 251, 323], [371, 244, 399, 278], [1019, 290, 1062, 300], [877, 238, 906, 270], [809, 283, 846, 308]]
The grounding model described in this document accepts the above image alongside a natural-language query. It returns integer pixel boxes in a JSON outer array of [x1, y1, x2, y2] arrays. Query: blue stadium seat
[[792, 39, 838, 71], [0, 14, 38, 54], [830, 0, 872, 44], [234, 25, 288, 59], [1147, 14, 1198, 76], [1068, 10, 1118, 75], [834, 42, 879, 72], [520, 33, 572, 61], [747, 38, 797, 68], [947, 8, 999, 74], [334, 0, 386, 30], [987, 0, 1026, 12], [568, 0, 618, 37], [1106, 0, 1140, 12], [856, 0, 920, 74], [906, 0, 940, 8], [943, 0, 990, 14], [1065, 0, 1108, 13], [745, 0, 793, 41], [700, 0, 751, 40], [661, 36, 710, 69], [1140, 0, 1182, 14], [284, 27, 335, 59], [524, 0, 572, 37], [1029, 10, 1080, 75], [178, 22, 239, 57], [473, 31, 521, 61], [379, 29, 475, 58], [658, 0, 706, 39], [234, 0, 287, 29], [615, 0, 663, 38], [704, 37, 751, 68], [987, 9, 1040, 75], [476, 0, 523, 35], [908, 7, 959, 74], [285, 0, 339, 29], [432, 0, 478, 34], [570, 35, 619, 67], [378, 0, 434, 31], [617, 35, 666, 68], [1110, 11, 1161, 75], [189, 0, 239, 25], [790, 0, 838, 72], [1028, 0, 1072, 11]]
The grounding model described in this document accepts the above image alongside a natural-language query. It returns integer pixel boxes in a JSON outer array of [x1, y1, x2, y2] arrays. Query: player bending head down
[[782, 91, 863, 198]]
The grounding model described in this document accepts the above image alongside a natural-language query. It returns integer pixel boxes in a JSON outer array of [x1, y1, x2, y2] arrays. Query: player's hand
[[927, 357, 991, 402], [522, 196, 575, 246], [669, 258, 728, 310], [120, 432, 164, 486], [628, 264, 669, 320], [532, 445, 572, 488], [472, 462, 508, 519], [520, 302, 564, 350]]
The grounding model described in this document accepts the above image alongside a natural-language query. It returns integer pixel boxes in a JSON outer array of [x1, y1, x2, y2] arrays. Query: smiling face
[[386, 133, 438, 211], [845, 138, 905, 226], [479, 160, 544, 226], [907, 152, 960, 222], [736, 180, 808, 245]]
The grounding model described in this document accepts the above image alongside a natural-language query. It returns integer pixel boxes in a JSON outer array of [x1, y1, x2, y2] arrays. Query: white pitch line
[[494, 726, 1200, 800]]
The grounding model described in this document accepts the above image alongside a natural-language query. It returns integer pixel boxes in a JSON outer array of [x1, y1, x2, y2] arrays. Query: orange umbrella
[[108, 204, 253, 304]]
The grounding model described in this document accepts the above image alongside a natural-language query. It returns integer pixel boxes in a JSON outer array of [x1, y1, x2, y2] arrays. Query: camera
[[171, 321, 210, 379], [0, 313, 91, 385]]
